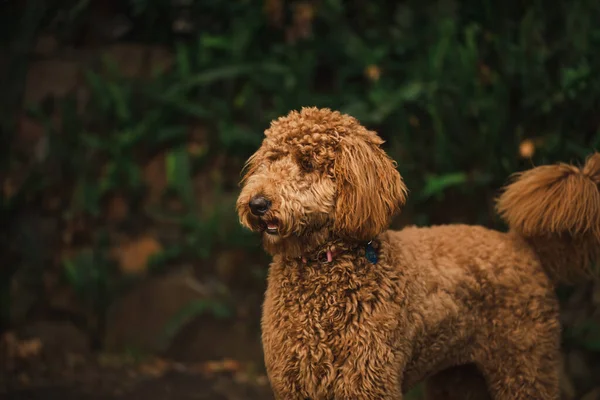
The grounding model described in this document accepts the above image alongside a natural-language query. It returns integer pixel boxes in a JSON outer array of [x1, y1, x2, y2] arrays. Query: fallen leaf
[[18, 338, 43, 359], [112, 236, 163, 275], [3, 333, 43, 360], [200, 358, 242, 375], [221, 358, 242, 371], [139, 357, 170, 378]]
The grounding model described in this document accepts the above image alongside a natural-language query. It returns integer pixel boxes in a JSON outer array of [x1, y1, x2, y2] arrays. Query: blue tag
[[365, 242, 378, 264]]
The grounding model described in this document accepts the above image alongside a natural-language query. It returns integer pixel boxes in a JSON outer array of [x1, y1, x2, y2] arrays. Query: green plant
[[61, 233, 130, 345], [4, 0, 600, 359]]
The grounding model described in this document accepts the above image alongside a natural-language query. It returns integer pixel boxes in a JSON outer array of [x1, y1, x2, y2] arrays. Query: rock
[[167, 314, 263, 365], [98, 44, 173, 78], [24, 59, 82, 105], [23, 44, 173, 114], [104, 266, 206, 353]]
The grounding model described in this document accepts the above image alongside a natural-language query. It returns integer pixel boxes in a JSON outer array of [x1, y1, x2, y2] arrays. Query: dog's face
[[236, 108, 407, 258]]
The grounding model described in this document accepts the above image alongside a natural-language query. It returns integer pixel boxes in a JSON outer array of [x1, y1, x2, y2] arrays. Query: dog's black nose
[[249, 196, 271, 216]]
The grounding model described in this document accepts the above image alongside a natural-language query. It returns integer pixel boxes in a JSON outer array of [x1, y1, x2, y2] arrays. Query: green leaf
[[420, 172, 468, 200], [161, 96, 211, 118], [67, 0, 92, 22], [166, 65, 256, 95], [430, 19, 455, 74], [73, 179, 101, 215], [176, 42, 192, 79], [81, 133, 109, 150], [370, 82, 424, 123], [166, 146, 194, 207], [155, 126, 187, 144], [560, 63, 590, 90], [63, 259, 80, 289], [126, 163, 143, 189], [84, 70, 111, 112], [234, 83, 253, 109], [99, 161, 118, 195], [166, 63, 287, 96], [568, 321, 600, 352], [108, 83, 131, 123], [591, 129, 600, 149], [405, 383, 424, 400], [147, 247, 182, 272], [200, 35, 231, 51], [63, 249, 99, 296], [218, 122, 263, 150]]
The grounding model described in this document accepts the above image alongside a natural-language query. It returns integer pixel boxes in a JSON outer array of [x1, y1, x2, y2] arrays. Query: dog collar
[[300, 240, 378, 265]]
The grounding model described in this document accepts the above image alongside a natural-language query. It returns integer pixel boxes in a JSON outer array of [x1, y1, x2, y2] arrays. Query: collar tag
[[365, 241, 378, 264]]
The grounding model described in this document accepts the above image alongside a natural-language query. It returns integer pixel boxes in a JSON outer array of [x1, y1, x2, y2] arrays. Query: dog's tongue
[[267, 222, 278, 230]]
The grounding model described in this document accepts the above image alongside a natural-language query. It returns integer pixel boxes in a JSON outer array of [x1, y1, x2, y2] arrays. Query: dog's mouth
[[260, 219, 280, 235]]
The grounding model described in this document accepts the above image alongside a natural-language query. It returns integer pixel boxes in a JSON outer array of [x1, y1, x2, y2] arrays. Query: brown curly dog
[[236, 107, 600, 400]]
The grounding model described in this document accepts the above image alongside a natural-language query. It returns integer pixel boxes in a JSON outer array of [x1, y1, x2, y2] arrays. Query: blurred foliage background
[[1, 0, 600, 399]]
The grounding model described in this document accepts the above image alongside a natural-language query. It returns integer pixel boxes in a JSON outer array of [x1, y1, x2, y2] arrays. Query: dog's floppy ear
[[333, 135, 407, 241]]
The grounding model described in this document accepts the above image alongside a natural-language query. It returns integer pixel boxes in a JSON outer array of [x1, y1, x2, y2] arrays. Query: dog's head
[[236, 107, 407, 257]]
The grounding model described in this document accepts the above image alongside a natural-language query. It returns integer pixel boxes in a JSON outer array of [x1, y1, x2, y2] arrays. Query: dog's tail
[[496, 153, 600, 284]]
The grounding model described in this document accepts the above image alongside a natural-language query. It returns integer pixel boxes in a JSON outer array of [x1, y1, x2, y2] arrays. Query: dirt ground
[[1, 325, 274, 400], [5, 374, 274, 400], [2, 354, 274, 400]]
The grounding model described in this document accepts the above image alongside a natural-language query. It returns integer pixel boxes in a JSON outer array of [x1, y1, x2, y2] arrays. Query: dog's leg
[[423, 364, 491, 400], [476, 350, 560, 400], [333, 382, 404, 400], [332, 349, 405, 400]]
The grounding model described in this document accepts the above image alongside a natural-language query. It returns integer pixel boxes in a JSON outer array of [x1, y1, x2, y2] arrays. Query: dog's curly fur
[[237, 107, 600, 399]]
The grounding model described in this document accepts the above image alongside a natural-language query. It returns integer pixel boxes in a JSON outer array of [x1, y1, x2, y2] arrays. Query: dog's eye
[[300, 158, 313, 171], [267, 153, 280, 162]]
